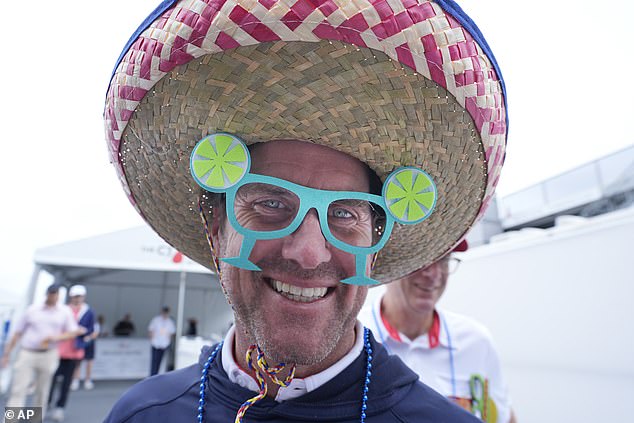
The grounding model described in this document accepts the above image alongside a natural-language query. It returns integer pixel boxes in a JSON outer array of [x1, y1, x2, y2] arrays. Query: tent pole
[[174, 271, 186, 366], [25, 264, 42, 306]]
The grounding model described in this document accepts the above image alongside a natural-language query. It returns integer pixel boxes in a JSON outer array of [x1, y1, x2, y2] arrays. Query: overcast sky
[[1, 0, 632, 299]]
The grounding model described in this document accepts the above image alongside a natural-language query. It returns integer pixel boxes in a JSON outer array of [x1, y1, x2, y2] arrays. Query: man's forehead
[[249, 140, 370, 192]]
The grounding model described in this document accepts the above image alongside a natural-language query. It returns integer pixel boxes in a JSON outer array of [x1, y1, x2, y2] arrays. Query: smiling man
[[102, 1, 508, 422], [360, 241, 517, 423]]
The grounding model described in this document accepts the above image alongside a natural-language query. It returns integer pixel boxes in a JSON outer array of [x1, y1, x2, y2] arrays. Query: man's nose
[[281, 209, 332, 269]]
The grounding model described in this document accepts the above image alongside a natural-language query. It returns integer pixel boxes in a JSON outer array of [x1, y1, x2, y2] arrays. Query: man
[[1, 285, 82, 416], [148, 306, 176, 376], [112, 314, 135, 337], [360, 241, 517, 423], [48, 284, 95, 422], [102, 1, 508, 421], [72, 304, 101, 391]]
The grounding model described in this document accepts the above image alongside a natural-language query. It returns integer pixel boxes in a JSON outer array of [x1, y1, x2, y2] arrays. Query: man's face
[[70, 295, 84, 306], [214, 140, 371, 366], [46, 292, 59, 305], [386, 258, 450, 316]]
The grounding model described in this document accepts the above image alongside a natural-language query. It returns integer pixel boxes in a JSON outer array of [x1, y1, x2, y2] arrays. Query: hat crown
[[106, 0, 506, 167]]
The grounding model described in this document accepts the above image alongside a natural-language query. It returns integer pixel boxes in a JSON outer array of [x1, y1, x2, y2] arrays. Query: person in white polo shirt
[[148, 306, 176, 376], [360, 241, 517, 423]]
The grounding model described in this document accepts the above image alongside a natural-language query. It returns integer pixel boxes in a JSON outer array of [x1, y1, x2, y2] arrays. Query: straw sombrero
[[104, 0, 507, 283]]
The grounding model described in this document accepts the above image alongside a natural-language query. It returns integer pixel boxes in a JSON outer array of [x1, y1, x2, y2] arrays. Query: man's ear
[[210, 203, 226, 250]]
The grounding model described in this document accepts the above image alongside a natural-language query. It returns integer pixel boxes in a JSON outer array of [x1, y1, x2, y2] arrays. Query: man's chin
[[258, 333, 331, 366]]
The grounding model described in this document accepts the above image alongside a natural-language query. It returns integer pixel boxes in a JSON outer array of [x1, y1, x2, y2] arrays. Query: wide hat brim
[[105, 0, 507, 283]]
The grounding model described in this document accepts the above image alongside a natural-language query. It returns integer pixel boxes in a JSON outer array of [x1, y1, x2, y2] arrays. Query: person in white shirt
[[148, 306, 176, 376], [1, 285, 82, 417], [360, 240, 517, 423]]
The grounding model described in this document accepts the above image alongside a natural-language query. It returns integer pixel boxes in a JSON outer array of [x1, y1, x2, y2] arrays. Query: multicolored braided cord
[[235, 344, 296, 422]]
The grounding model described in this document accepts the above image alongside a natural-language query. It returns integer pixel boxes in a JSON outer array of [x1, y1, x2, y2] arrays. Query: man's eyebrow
[[238, 183, 294, 196], [332, 199, 372, 208]]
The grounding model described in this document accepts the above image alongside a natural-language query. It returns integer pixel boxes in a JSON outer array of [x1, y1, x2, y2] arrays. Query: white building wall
[[439, 207, 634, 423]]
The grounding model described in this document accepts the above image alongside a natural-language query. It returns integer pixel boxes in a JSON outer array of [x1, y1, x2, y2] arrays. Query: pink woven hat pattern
[[104, 0, 507, 283]]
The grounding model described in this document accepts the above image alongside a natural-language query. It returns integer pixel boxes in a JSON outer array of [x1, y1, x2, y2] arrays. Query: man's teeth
[[272, 280, 327, 302]]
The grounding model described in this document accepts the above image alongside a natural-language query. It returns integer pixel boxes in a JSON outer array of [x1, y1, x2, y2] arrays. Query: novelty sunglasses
[[190, 133, 437, 285]]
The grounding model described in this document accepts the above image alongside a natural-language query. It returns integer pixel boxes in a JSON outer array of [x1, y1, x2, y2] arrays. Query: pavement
[[1, 379, 139, 423]]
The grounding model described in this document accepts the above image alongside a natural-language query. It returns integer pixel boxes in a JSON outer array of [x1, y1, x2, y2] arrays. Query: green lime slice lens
[[384, 167, 436, 224], [191, 133, 250, 192]]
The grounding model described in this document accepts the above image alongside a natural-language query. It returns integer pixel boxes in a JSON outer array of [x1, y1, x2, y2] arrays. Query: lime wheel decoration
[[190, 133, 250, 192], [383, 167, 437, 224]]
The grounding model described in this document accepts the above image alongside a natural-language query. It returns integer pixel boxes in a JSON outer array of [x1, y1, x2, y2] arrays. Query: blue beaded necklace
[[197, 327, 374, 423]]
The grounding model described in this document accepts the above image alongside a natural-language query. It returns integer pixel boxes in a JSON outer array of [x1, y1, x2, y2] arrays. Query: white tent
[[30, 226, 233, 369]]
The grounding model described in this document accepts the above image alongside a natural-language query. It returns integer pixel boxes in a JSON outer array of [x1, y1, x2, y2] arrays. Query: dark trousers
[[150, 347, 167, 376], [48, 359, 79, 408]]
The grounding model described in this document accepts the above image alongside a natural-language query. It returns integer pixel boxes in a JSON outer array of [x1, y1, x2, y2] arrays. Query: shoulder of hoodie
[[103, 364, 200, 423], [78, 305, 95, 324]]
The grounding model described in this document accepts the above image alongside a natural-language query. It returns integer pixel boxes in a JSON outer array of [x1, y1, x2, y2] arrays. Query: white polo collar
[[370, 292, 452, 349]]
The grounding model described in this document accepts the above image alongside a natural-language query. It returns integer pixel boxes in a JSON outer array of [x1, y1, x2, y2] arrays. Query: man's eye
[[332, 208, 353, 218], [260, 199, 285, 209]]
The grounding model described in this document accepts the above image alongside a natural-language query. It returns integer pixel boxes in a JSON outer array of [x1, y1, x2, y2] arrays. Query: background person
[[96, 314, 109, 337], [360, 241, 517, 423], [48, 284, 95, 422], [148, 306, 176, 376], [113, 313, 135, 337], [1, 284, 81, 417], [71, 293, 101, 391], [185, 318, 197, 337]]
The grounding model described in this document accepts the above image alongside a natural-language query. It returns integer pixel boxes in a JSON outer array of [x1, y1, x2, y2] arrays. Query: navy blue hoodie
[[104, 333, 479, 422]]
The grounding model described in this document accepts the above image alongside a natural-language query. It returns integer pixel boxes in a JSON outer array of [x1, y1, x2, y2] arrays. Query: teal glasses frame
[[223, 172, 394, 285], [190, 133, 437, 286]]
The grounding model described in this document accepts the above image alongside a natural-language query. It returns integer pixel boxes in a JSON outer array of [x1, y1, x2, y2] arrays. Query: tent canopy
[[30, 226, 232, 345], [34, 226, 211, 274]]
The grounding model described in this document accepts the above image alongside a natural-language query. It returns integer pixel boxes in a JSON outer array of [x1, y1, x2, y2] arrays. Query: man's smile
[[265, 277, 333, 303]]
